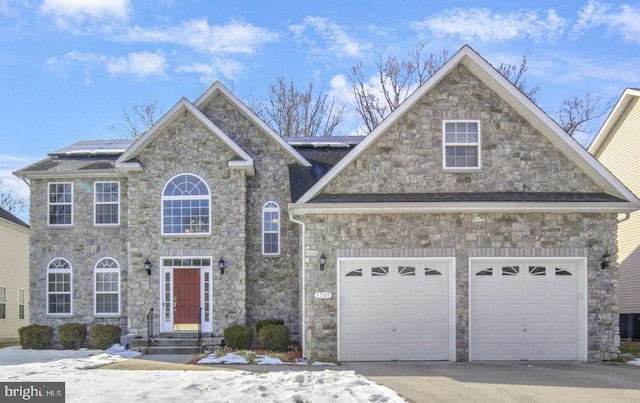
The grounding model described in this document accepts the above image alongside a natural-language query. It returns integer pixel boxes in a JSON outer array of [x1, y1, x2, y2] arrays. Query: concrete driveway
[[340, 361, 640, 403]]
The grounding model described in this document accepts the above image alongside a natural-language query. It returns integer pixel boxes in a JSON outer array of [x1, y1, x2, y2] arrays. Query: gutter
[[618, 212, 632, 223], [288, 213, 306, 360]]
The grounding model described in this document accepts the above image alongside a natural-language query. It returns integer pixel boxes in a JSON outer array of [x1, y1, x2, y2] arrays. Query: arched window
[[162, 174, 211, 235], [95, 258, 120, 315], [47, 258, 72, 315], [262, 201, 280, 255]]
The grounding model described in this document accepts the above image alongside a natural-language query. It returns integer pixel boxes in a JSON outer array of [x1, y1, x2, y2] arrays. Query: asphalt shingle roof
[[0, 207, 29, 228], [308, 192, 625, 203]]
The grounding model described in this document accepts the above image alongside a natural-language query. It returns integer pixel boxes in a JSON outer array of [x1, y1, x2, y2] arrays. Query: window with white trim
[[443, 120, 480, 169], [18, 289, 25, 320], [162, 174, 211, 235], [48, 182, 73, 225], [47, 258, 72, 315], [95, 258, 120, 315], [95, 182, 120, 225], [262, 201, 280, 255], [0, 287, 6, 319]]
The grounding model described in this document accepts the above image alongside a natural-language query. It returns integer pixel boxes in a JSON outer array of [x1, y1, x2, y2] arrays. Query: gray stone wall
[[29, 177, 129, 335], [301, 212, 619, 361], [201, 93, 302, 338], [324, 64, 601, 194], [125, 112, 248, 336]]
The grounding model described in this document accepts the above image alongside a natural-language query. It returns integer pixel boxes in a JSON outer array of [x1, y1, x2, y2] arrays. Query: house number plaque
[[314, 292, 332, 299]]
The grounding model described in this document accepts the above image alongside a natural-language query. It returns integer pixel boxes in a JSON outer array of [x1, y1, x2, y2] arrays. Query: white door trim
[[468, 257, 587, 361], [337, 257, 456, 361]]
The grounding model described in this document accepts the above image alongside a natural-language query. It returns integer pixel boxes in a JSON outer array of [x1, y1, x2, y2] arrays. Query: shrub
[[259, 324, 290, 352], [255, 319, 284, 335], [18, 325, 53, 349], [223, 325, 253, 349], [57, 323, 87, 349], [90, 325, 122, 350]]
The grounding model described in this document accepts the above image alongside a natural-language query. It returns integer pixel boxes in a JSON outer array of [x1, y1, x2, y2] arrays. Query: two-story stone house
[[15, 46, 640, 361]]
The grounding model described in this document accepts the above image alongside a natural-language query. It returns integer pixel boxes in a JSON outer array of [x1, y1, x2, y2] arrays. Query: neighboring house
[[0, 207, 29, 343], [14, 46, 640, 361], [589, 88, 640, 339]]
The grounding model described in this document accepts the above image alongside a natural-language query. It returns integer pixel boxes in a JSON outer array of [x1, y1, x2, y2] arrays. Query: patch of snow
[[198, 352, 249, 364], [256, 356, 283, 365], [627, 359, 640, 367], [104, 343, 142, 359], [0, 347, 406, 402], [312, 361, 337, 366]]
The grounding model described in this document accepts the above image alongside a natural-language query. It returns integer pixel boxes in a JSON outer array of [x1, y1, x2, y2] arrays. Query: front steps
[[132, 332, 223, 355]]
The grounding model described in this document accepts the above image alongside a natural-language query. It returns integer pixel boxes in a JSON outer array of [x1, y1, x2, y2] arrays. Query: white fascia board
[[227, 159, 255, 176], [289, 201, 640, 215], [12, 170, 125, 180], [115, 97, 255, 171], [194, 81, 311, 167], [589, 89, 640, 155]]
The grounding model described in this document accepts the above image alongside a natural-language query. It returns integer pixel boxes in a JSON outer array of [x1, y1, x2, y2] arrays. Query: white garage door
[[338, 258, 454, 361], [470, 258, 586, 361]]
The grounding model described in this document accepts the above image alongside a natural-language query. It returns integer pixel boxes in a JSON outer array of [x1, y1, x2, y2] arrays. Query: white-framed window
[[94, 258, 120, 315], [443, 120, 481, 169], [0, 287, 6, 319], [95, 182, 120, 225], [48, 182, 73, 225], [18, 289, 25, 320], [47, 258, 72, 315], [262, 201, 280, 255], [162, 174, 211, 235]]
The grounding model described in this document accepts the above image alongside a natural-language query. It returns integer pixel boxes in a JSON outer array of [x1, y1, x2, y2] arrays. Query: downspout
[[289, 213, 306, 359]]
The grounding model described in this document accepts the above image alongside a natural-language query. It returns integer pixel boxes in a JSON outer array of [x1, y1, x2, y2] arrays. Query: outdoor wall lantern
[[144, 258, 152, 276], [319, 252, 326, 272], [219, 258, 225, 275], [600, 250, 612, 270]]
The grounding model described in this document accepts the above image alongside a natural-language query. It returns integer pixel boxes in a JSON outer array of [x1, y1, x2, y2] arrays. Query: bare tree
[[558, 93, 610, 136], [0, 183, 25, 215], [497, 52, 540, 101], [254, 77, 345, 137], [111, 101, 160, 139], [348, 46, 449, 133]]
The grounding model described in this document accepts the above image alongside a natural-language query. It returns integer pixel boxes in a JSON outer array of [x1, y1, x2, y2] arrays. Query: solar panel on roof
[[49, 139, 135, 156]]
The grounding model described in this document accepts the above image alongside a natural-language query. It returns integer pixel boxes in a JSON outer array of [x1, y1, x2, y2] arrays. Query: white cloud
[[0, 154, 31, 204], [115, 19, 279, 55], [107, 52, 167, 77], [411, 8, 567, 41], [289, 16, 371, 58], [62, 50, 167, 79], [177, 58, 244, 83], [40, 0, 131, 31], [573, 1, 640, 42]]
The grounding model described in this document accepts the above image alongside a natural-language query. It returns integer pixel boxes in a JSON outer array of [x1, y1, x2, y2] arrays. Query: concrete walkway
[[102, 355, 640, 403]]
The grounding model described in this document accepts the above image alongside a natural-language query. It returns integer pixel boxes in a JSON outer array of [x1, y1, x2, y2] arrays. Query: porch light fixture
[[319, 252, 326, 272], [144, 258, 152, 276], [600, 250, 612, 270], [219, 258, 225, 275]]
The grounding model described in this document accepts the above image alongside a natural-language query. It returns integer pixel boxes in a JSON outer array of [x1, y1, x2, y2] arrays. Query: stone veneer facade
[[299, 64, 620, 361]]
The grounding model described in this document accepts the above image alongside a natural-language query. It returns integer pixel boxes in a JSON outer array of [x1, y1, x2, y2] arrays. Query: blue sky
[[1, 0, 639, 220]]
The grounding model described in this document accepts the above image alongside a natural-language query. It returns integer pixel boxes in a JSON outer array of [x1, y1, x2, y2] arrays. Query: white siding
[[595, 97, 640, 313], [0, 217, 29, 342]]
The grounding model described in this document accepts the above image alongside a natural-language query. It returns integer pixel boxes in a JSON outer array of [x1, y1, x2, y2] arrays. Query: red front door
[[174, 269, 200, 329]]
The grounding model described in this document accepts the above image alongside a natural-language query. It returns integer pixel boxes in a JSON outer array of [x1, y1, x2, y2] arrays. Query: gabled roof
[[194, 81, 311, 167], [294, 45, 640, 206], [589, 88, 640, 155], [0, 207, 29, 229], [115, 98, 255, 176]]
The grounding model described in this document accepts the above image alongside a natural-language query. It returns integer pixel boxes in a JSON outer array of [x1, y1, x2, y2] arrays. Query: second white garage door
[[338, 258, 455, 361], [470, 258, 586, 361]]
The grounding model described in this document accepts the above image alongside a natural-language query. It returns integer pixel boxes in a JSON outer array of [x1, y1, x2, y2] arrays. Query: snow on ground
[[0, 347, 405, 402], [628, 359, 640, 367]]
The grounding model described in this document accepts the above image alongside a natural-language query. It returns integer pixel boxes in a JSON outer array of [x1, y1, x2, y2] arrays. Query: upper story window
[[0, 287, 6, 319], [443, 120, 481, 169], [47, 258, 72, 315], [48, 182, 73, 226], [162, 174, 211, 235], [262, 201, 280, 255], [95, 182, 120, 226], [95, 258, 120, 315]]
